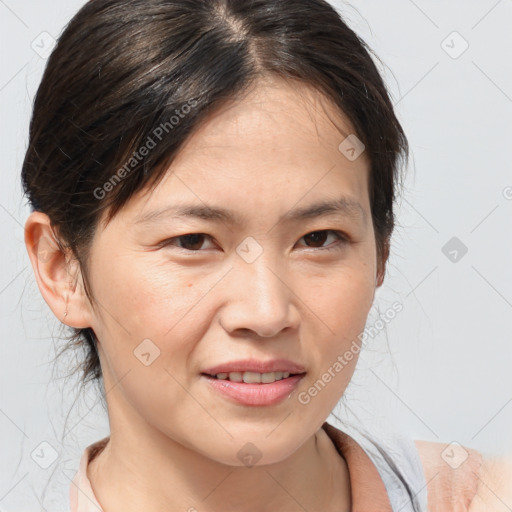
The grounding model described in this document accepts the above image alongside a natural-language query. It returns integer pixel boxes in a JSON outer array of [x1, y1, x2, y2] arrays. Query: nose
[[219, 255, 300, 339]]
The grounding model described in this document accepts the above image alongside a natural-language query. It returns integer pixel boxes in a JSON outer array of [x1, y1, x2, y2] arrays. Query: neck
[[87, 421, 351, 512]]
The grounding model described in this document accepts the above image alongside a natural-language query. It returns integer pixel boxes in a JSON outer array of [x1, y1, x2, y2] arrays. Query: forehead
[[178, 76, 363, 164], [123, 76, 371, 226]]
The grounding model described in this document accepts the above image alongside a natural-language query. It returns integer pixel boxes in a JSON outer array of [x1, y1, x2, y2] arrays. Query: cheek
[[296, 262, 375, 390], [299, 260, 375, 337], [88, 254, 222, 374], [89, 250, 200, 332]]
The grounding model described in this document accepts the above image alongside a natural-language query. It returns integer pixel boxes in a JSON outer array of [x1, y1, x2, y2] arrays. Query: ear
[[24, 211, 93, 328], [376, 238, 390, 288]]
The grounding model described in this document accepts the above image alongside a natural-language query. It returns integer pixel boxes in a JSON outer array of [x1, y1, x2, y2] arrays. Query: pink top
[[70, 422, 483, 511], [70, 436, 108, 512]]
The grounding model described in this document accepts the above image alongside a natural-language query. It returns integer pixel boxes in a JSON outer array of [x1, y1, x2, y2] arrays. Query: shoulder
[[467, 456, 512, 512], [414, 439, 512, 512], [414, 439, 481, 511]]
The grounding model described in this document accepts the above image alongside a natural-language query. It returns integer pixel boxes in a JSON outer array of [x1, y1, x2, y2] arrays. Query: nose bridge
[[244, 252, 283, 301], [221, 241, 296, 337], [239, 244, 287, 309]]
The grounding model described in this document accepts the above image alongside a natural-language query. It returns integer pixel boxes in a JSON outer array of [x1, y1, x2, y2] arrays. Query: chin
[[202, 433, 304, 468]]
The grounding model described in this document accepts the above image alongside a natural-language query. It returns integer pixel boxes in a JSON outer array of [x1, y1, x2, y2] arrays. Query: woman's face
[[84, 77, 380, 465]]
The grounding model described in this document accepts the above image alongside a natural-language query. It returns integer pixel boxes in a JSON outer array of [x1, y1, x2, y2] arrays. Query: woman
[[21, 0, 510, 510]]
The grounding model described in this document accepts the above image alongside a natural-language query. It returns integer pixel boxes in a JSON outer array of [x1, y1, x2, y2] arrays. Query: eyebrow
[[134, 195, 368, 227]]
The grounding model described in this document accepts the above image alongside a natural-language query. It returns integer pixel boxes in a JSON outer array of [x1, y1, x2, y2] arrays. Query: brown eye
[[159, 230, 348, 254], [298, 230, 348, 251], [161, 233, 215, 251]]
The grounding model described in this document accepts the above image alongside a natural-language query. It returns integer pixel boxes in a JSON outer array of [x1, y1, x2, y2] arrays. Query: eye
[[296, 230, 349, 252], [160, 233, 216, 252], [159, 229, 349, 253]]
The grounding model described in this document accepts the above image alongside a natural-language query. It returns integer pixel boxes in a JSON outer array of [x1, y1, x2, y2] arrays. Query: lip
[[201, 358, 306, 376], [201, 373, 306, 406]]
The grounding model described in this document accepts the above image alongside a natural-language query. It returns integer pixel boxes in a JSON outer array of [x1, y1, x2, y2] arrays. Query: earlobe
[[24, 211, 93, 329]]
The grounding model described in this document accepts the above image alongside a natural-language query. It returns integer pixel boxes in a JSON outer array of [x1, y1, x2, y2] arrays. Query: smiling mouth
[[201, 371, 306, 384]]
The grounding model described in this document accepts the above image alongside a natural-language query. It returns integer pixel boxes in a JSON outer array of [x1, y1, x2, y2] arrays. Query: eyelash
[[159, 230, 350, 254]]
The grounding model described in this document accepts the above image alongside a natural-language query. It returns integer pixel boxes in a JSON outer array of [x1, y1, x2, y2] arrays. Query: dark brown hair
[[22, 0, 408, 388]]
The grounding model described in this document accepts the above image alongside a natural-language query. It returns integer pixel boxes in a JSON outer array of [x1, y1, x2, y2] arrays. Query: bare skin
[[469, 457, 512, 512], [25, 75, 386, 511]]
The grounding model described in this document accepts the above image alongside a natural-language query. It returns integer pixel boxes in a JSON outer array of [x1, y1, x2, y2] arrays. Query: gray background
[[1, 0, 511, 510]]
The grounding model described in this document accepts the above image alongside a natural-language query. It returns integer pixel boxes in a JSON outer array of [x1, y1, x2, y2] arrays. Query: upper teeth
[[214, 371, 291, 383]]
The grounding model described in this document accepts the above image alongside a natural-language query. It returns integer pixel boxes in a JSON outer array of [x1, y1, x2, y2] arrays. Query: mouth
[[201, 371, 306, 384], [200, 371, 307, 406]]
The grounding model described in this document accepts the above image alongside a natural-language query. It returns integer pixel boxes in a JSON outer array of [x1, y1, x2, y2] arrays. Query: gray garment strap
[[336, 421, 429, 512]]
